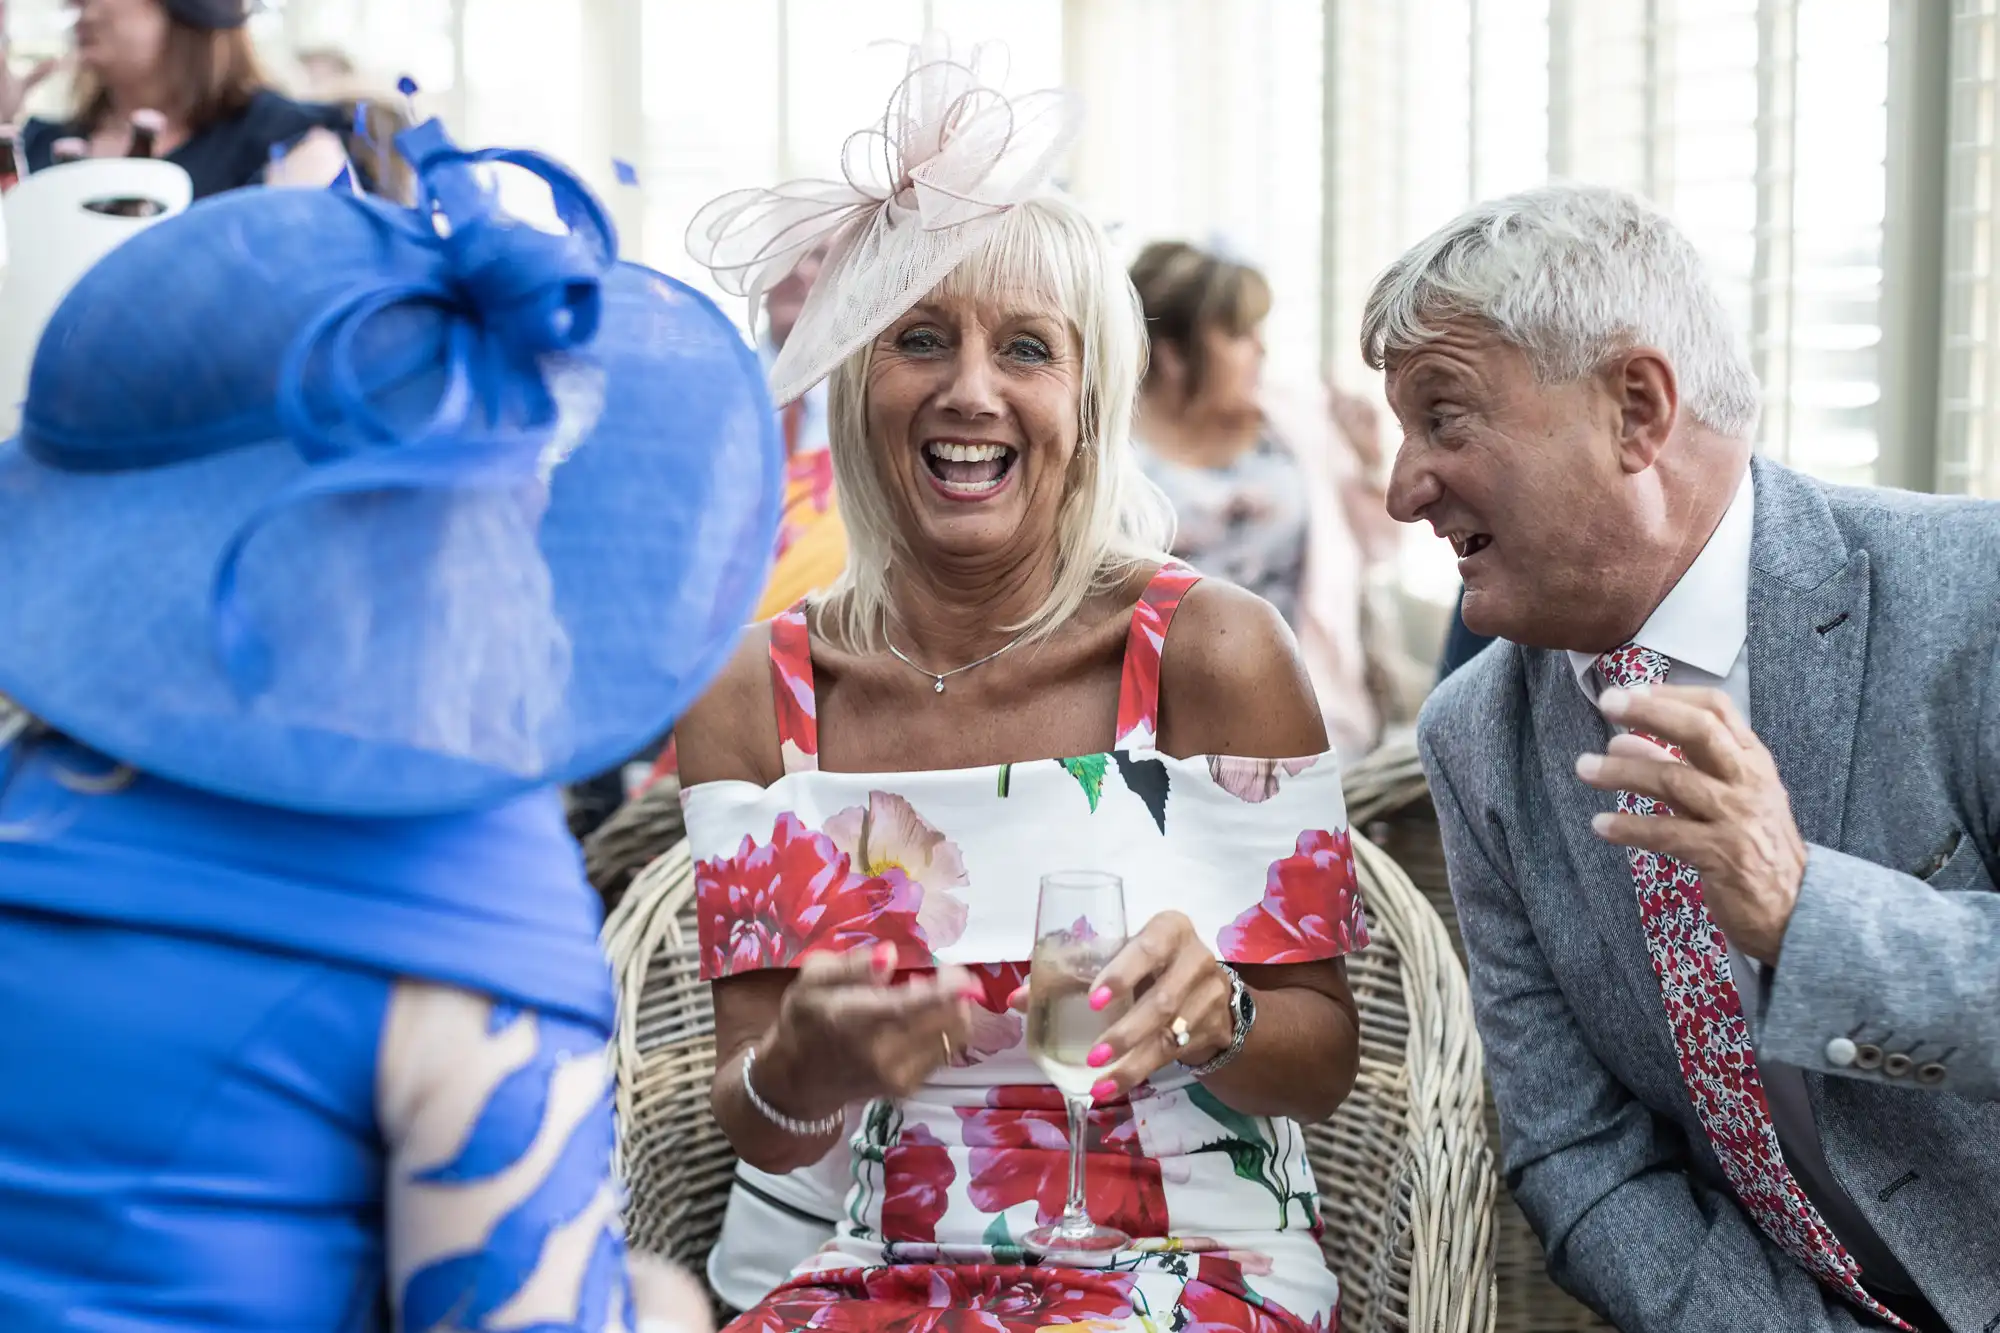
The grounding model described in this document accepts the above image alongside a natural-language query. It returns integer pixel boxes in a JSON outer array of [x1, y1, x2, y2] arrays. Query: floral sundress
[[683, 565, 1368, 1333]]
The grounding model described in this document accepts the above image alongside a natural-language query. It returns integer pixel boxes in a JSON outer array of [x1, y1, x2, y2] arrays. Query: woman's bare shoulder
[[1156, 579, 1329, 759], [674, 622, 785, 789]]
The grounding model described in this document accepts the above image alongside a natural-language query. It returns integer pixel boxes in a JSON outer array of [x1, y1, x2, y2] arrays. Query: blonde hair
[[814, 195, 1175, 650]]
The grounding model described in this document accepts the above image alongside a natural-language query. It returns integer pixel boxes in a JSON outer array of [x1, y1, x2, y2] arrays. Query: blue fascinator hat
[[0, 121, 781, 816]]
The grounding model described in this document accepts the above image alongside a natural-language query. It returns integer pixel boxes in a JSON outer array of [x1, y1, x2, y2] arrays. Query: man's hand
[[1576, 683, 1807, 965]]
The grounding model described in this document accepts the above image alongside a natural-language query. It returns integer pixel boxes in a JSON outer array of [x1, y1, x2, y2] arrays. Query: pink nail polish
[[1091, 1079, 1118, 1103], [1086, 1043, 1114, 1068], [1088, 987, 1113, 1012], [959, 986, 985, 1003], [872, 942, 897, 971], [1007, 987, 1028, 1007]]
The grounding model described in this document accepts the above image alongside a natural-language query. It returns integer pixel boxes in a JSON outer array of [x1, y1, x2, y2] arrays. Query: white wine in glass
[[1023, 870, 1130, 1254]]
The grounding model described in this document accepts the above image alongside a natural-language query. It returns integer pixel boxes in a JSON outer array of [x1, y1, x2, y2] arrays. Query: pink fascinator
[[686, 33, 1080, 405]]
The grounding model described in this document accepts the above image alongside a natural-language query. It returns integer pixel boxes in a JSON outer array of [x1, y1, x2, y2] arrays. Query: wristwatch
[[1180, 963, 1255, 1078]]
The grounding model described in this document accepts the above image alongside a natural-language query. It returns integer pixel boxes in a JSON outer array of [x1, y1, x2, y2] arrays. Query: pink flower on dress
[[882, 1123, 957, 1244], [823, 792, 970, 949], [1206, 755, 1319, 804], [1217, 829, 1369, 964], [955, 1085, 1169, 1239], [694, 812, 931, 978], [1174, 1256, 1337, 1333]]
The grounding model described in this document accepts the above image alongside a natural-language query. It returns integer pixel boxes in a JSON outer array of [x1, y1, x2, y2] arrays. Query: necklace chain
[[883, 617, 1033, 694]]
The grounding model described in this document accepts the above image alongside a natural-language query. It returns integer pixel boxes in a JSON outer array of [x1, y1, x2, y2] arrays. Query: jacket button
[[1883, 1053, 1914, 1078], [1854, 1043, 1885, 1071], [1916, 1063, 1947, 1087], [1824, 1037, 1858, 1068]]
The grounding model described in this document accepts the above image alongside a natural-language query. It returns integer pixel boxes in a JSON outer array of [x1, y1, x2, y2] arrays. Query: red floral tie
[[1594, 645, 1906, 1329]]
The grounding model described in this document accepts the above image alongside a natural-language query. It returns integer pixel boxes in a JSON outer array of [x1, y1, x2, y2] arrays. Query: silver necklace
[[883, 617, 1033, 694]]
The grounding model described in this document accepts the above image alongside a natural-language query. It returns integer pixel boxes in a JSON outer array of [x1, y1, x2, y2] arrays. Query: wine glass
[[1023, 869, 1131, 1254]]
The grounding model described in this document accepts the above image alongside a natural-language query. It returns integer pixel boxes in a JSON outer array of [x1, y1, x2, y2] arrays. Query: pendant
[[933, 677, 946, 694]]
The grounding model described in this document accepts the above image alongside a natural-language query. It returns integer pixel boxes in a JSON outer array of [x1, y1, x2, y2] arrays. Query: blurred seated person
[[679, 38, 1366, 1332], [756, 239, 845, 619], [1131, 240, 1396, 759], [634, 241, 845, 795], [8, 0, 350, 197]]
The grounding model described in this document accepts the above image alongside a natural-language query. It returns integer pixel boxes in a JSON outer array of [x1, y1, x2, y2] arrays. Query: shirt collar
[[1567, 465, 1755, 692]]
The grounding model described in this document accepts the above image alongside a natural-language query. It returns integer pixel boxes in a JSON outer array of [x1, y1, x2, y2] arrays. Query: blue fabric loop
[[207, 121, 616, 699]]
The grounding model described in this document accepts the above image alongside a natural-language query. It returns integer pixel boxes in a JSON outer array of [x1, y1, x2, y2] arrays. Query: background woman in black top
[[4, 0, 348, 197]]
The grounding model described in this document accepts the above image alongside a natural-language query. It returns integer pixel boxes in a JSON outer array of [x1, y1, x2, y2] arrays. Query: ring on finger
[[1170, 1016, 1191, 1049], [941, 1031, 953, 1063]]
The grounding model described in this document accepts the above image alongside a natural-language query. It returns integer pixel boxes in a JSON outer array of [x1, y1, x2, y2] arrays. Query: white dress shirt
[[1565, 468, 1914, 1293]]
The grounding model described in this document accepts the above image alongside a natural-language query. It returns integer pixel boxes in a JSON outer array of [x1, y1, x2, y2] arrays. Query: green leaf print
[[982, 1212, 1014, 1249], [1060, 754, 1108, 811], [1215, 1139, 1269, 1186], [1185, 1084, 1310, 1229], [1186, 1082, 1265, 1146]]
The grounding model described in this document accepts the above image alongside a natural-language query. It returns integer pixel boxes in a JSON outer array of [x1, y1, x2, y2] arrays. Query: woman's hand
[[757, 943, 977, 1116], [1012, 911, 1235, 1102]]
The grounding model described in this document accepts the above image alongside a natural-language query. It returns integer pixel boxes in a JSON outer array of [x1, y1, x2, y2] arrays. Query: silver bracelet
[[741, 1045, 843, 1138]]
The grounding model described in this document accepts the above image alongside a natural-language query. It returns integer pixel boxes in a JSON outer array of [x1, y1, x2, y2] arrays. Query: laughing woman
[[677, 37, 1368, 1333]]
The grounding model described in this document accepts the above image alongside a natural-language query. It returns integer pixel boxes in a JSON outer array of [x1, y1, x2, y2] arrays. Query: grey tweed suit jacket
[[1417, 459, 2000, 1332]]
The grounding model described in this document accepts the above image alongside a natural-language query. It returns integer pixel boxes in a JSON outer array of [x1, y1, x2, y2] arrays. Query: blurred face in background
[[765, 243, 828, 350], [69, 0, 172, 85], [1129, 242, 1271, 434], [1186, 318, 1265, 424]]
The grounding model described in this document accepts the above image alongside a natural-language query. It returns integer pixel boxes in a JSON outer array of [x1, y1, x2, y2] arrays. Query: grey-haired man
[[1371, 183, 2000, 1332]]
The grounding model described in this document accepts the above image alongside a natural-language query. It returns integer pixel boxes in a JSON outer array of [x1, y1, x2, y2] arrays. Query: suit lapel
[[1744, 460, 1871, 851]]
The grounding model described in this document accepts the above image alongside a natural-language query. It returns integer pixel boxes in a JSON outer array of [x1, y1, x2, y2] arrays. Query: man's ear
[[1605, 347, 1679, 474]]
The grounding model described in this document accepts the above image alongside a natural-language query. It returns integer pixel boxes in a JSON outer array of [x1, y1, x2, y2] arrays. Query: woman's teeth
[[923, 441, 1016, 494]]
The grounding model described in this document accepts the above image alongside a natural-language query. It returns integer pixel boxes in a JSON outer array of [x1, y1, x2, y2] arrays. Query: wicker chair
[[595, 786, 1496, 1333], [1342, 740, 1615, 1333]]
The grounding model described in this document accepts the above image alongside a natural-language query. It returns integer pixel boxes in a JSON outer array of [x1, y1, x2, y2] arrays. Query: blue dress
[[0, 738, 633, 1331]]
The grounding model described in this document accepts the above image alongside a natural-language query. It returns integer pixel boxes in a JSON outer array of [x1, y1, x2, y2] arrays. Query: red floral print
[[956, 1085, 1169, 1238], [732, 1265, 1135, 1333], [1218, 830, 1369, 964], [1593, 644, 1904, 1328], [1114, 564, 1202, 750], [883, 1124, 957, 1244], [694, 812, 932, 979], [1175, 1257, 1335, 1333], [769, 607, 819, 773]]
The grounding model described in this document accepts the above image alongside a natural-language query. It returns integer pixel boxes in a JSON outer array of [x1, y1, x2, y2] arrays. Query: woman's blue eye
[[1009, 338, 1051, 362], [899, 329, 945, 352]]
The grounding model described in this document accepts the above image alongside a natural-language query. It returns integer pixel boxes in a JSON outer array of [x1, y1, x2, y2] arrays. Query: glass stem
[[1061, 1092, 1091, 1235]]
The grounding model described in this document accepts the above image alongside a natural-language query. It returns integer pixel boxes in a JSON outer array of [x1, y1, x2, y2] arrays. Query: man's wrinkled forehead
[[1383, 319, 1504, 393]]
